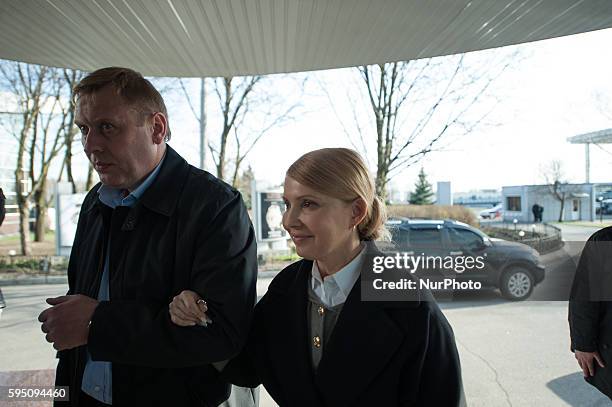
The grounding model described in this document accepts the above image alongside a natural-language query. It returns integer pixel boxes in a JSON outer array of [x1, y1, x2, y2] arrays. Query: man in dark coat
[[37, 67, 257, 407], [569, 226, 612, 400], [0, 187, 6, 227], [538, 205, 544, 222], [532, 203, 541, 223], [0, 188, 6, 314]]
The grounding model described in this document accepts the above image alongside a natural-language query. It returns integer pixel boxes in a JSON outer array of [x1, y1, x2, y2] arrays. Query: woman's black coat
[[224, 251, 464, 407]]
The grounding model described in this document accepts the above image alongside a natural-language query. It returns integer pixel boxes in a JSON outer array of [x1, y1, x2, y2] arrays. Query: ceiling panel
[[0, 0, 611, 77]]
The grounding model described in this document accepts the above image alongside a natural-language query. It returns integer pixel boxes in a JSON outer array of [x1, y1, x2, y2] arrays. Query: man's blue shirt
[[81, 153, 165, 404]]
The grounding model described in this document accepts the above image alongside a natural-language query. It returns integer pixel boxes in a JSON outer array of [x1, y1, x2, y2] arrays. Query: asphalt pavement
[[2, 281, 610, 406], [1, 223, 610, 406]]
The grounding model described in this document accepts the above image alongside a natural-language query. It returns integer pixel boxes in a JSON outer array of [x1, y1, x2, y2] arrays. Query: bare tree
[[234, 165, 255, 209], [58, 69, 86, 193], [32, 70, 75, 241], [541, 160, 581, 222], [210, 76, 261, 181], [0, 62, 47, 254], [324, 50, 516, 198], [0, 62, 72, 252], [593, 90, 612, 122], [178, 75, 301, 186]]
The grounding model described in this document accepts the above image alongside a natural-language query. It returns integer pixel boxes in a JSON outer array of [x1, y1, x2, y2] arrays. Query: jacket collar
[[268, 241, 424, 308], [83, 145, 190, 217], [266, 244, 422, 407]]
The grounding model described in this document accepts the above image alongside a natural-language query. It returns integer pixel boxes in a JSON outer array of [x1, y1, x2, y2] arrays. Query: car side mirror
[[471, 240, 488, 251]]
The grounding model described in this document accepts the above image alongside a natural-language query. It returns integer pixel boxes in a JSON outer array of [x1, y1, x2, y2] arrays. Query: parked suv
[[385, 218, 545, 300]]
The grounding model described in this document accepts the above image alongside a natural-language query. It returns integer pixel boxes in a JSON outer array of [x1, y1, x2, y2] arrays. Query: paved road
[[2, 224, 611, 406], [440, 292, 610, 406], [0, 284, 66, 372], [2, 281, 610, 406], [555, 223, 605, 242]]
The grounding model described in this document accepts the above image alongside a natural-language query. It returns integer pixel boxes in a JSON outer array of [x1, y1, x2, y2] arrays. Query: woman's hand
[[169, 290, 212, 327]]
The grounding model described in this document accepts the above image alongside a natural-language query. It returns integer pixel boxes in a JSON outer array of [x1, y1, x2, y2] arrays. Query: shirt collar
[[311, 244, 365, 307], [97, 152, 166, 209]]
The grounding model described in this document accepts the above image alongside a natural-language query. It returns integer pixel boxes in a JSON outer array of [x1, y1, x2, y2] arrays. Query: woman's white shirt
[[310, 245, 365, 307]]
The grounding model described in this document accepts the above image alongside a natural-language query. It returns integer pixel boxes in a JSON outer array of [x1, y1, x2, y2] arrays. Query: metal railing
[[480, 221, 563, 254]]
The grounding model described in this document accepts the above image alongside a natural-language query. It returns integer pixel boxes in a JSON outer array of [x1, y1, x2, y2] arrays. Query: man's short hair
[[73, 67, 171, 141]]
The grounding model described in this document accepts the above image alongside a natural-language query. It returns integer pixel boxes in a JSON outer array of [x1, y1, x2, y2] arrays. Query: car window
[[449, 227, 483, 248], [408, 226, 443, 249], [389, 225, 410, 247]]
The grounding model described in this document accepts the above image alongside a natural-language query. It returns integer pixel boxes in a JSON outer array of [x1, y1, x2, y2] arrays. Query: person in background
[[532, 203, 541, 223], [0, 187, 6, 227], [569, 227, 612, 400], [170, 148, 464, 406], [0, 187, 6, 316], [37, 67, 258, 407]]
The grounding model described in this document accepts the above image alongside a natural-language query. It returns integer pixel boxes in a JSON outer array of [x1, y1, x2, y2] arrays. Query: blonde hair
[[286, 148, 388, 241], [73, 67, 171, 141]]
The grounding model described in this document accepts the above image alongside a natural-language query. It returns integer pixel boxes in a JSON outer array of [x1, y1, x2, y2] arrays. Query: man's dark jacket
[[224, 247, 464, 406], [55, 146, 258, 406], [569, 226, 612, 399]]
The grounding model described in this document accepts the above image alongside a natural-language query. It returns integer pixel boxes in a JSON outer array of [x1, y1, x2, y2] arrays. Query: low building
[[453, 189, 501, 208], [500, 183, 612, 223]]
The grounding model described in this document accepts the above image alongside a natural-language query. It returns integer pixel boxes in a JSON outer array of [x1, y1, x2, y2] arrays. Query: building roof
[[502, 183, 597, 189], [568, 129, 612, 144], [1, 0, 612, 76]]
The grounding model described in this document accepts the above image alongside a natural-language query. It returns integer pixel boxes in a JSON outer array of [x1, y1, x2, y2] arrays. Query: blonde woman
[[169, 148, 463, 406]]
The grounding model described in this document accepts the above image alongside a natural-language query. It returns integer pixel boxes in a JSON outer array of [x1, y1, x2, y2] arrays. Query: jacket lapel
[[314, 257, 407, 406], [139, 145, 190, 217], [264, 261, 325, 406]]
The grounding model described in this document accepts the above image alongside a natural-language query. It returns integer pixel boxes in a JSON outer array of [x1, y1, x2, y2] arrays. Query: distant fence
[[480, 221, 563, 254]]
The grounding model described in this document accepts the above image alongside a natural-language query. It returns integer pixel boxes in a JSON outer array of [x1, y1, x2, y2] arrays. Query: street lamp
[[597, 196, 604, 223]]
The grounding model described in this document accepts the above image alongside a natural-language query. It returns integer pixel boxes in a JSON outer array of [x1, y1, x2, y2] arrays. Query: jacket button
[[317, 306, 325, 316], [313, 336, 321, 348]]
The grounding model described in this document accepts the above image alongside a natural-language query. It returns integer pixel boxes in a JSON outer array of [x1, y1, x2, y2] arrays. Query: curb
[[0, 271, 280, 286], [0, 275, 68, 286], [258, 270, 280, 279]]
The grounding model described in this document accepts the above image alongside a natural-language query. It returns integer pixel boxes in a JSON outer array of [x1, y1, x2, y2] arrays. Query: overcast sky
[[161, 27, 612, 195], [5, 27, 612, 197]]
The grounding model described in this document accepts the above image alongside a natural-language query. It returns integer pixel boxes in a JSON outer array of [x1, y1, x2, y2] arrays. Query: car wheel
[[500, 267, 534, 300]]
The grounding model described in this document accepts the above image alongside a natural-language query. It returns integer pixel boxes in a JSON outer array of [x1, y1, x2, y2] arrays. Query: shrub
[[387, 204, 478, 227]]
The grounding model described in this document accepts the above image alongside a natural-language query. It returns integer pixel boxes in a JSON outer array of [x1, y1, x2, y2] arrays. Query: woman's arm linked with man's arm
[[169, 289, 263, 387]]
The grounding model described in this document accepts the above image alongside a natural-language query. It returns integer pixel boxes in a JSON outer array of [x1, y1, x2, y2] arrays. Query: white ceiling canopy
[[1, 0, 612, 77]]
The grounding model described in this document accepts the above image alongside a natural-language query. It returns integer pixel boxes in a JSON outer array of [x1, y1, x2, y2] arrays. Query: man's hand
[[38, 295, 99, 351], [575, 350, 606, 377]]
